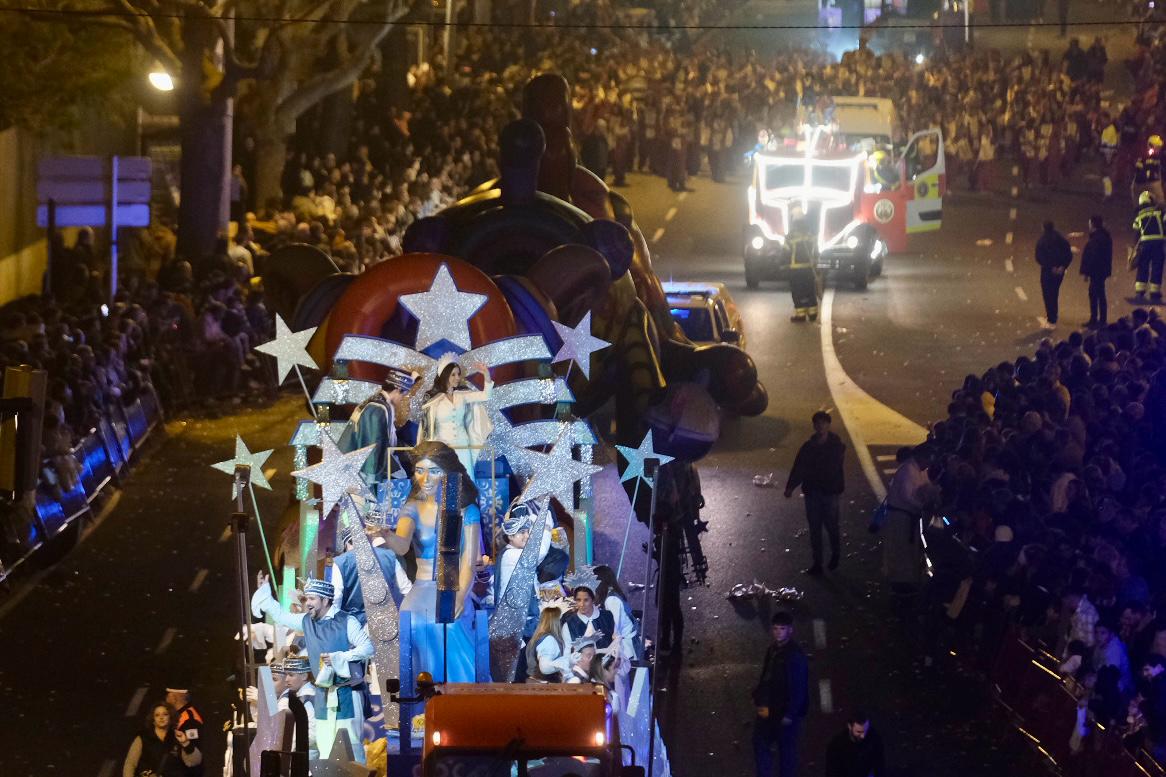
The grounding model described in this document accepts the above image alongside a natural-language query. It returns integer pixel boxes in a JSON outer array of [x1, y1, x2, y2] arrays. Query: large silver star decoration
[[399, 263, 488, 351], [521, 430, 603, 509], [616, 430, 675, 483], [551, 312, 610, 379], [291, 432, 374, 517], [211, 435, 274, 497], [254, 314, 318, 382]]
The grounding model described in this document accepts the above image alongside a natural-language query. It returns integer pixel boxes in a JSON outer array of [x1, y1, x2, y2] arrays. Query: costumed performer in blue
[[251, 574, 374, 763], [378, 440, 481, 682], [344, 366, 419, 488], [420, 356, 493, 477]]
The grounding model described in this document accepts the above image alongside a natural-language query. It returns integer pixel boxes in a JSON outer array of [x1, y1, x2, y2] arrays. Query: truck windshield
[[763, 164, 803, 190], [428, 754, 605, 777], [808, 165, 851, 192]]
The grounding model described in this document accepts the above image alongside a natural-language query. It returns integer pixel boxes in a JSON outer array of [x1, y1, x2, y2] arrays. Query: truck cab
[[421, 683, 643, 777], [744, 97, 944, 290]]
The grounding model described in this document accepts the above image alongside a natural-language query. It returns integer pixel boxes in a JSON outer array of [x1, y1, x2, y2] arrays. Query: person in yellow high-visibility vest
[[1133, 190, 1166, 302], [787, 211, 820, 322]]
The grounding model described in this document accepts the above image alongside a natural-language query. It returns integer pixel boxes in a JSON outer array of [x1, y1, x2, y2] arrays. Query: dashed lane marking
[[189, 568, 209, 593], [125, 686, 148, 717], [875, 454, 897, 462], [652, 227, 666, 243], [1005, 232, 1014, 245], [1005, 258, 1014, 273], [881, 467, 897, 475], [664, 207, 678, 222], [1011, 165, 1020, 177], [1010, 186, 1019, 197], [98, 759, 116, 777], [1009, 207, 1018, 220], [677, 191, 688, 202], [819, 679, 834, 714], [820, 289, 926, 500], [1014, 286, 1028, 302], [155, 626, 177, 655], [813, 619, 828, 649], [218, 524, 232, 543]]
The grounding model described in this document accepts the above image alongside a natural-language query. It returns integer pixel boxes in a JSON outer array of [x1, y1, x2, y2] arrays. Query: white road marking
[[1011, 165, 1020, 177], [263, 467, 277, 480], [812, 618, 828, 649], [664, 206, 678, 222], [218, 524, 233, 543], [652, 227, 666, 243], [819, 679, 834, 714], [677, 191, 688, 202], [189, 568, 209, 593], [976, 238, 993, 247], [881, 467, 897, 475], [1014, 286, 1028, 301], [125, 686, 149, 717], [1009, 207, 1018, 220], [1005, 258, 1014, 273], [1010, 186, 1019, 197], [820, 289, 926, 500], [875, 454, 897, 462], [98, 759, 116, 777], [1005, 232, 1014, 245], [155, 626, 177, 655]]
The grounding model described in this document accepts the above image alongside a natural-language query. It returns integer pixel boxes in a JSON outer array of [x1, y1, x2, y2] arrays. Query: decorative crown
[[564, 565, 600, 594]]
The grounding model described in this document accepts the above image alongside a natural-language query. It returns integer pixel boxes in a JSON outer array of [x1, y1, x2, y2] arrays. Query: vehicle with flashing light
[[663, 281, 747, 349], [744, 97, 945, 290], [419, 682, 644, 777]]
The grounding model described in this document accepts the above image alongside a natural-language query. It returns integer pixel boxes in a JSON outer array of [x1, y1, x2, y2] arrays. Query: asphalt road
[[0, 8, 1150, 777]]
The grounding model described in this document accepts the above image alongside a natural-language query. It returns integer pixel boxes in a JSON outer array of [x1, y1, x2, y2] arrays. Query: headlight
[[750, 235, 766, 250], [846, 235, 859, 249]]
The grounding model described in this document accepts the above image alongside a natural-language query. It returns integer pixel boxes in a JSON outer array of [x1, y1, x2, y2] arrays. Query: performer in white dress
[[420, 357, 493, 476]]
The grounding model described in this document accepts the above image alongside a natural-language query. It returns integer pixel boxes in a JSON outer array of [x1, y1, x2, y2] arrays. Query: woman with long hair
[[594, 564, 641, 713], [122, 703, 201, 777], [526, 607, 570, 683], [380, 440, 481, 682], [420, 357, 493, 476]]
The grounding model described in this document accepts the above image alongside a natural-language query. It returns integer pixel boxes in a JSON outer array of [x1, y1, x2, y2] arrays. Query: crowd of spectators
[[903, 307, 1166, 763]]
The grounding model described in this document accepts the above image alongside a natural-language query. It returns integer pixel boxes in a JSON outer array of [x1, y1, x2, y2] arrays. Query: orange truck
[[419, 683, 644, 777]]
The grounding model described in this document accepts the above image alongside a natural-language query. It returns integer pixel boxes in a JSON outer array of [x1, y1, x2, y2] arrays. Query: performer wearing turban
[[251, 574, 373, 763], [282, 656, 319, 760]]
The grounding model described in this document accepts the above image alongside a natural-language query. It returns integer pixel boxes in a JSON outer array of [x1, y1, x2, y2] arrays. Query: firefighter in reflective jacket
[[1132, 135, 1164, 206], [1133, 190, 1166, 301], [787, 211, 820, 322]]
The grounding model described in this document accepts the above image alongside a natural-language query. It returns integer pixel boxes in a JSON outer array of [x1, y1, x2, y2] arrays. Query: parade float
[[216, 74, 766, 777]]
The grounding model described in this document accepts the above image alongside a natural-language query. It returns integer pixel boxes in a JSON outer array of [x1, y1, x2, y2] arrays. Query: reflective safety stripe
[[1136, 281, 1148, 291], [1152, 284, 1162, 293]]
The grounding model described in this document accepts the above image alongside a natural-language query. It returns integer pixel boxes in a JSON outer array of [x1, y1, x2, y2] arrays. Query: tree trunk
[[253, 127, 290, 211], [317, 86, 354, 159], [176, 86, 232, 265], [378, 25, 410, 111]]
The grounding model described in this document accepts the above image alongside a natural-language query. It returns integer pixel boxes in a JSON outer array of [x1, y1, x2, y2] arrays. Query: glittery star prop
[[489, 498, 550, 681], [291, 432, 373, 518], [311, 727, 374, 776], [552, 312, 610, 379], [288, 420, 350, 447], [520, 430, 603, 509], [340, 496, 401, 730], [211, 435, 274, 494], [313, 377, 380, 405], [616, 430, 675, 483], [398, 263, 487, 351], [254, 314, 318, 382]]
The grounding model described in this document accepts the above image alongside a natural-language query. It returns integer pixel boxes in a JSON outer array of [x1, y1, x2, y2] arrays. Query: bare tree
[[50, 0, 412, 262]]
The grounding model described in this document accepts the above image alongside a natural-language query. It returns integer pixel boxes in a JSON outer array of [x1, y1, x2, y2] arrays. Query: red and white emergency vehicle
[[744, 97, 945, 289]]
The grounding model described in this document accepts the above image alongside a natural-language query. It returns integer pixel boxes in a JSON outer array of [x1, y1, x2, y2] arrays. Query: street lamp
[[148, 70, 174, 92]]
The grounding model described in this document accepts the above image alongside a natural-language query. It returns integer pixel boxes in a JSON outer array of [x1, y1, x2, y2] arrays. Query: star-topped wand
[[212, 435, 279, 593], [254, 314, 320, 419], [615, 430, 674, 577]]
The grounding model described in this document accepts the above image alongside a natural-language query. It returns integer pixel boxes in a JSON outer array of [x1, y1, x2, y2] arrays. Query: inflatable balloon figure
[[270, 74, 766, 463]]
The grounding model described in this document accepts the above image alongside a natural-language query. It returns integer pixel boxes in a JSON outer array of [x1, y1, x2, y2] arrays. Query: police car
[[663, 282, 747, 348]]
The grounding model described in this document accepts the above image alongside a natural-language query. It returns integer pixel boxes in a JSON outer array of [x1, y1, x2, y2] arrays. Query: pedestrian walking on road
[[784, 410, 845, 575], [1133, 190, 1165, 302], [1080, 215, 1112, 327], [1035, 221, 1073, 328], [752, 611, 809, 777], [825, 709, 886, 777]]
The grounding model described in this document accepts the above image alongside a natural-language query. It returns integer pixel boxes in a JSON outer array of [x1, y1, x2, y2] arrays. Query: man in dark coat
[[1035, 221, 1073, 328], [825, 709, 886, 777], [1079, 215, 1113, 327], [785, 410, 846, 574], [752, 611, 810, 777]]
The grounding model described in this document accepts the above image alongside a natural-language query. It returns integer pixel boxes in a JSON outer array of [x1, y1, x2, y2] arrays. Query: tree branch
[[274, 0, 411, 123]]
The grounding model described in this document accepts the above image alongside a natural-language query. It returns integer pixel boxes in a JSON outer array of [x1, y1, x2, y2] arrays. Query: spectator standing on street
[[1035, 221, 1073, 328], [1079, 215, 1112, 327], [752, 611, 809, 777], [784, 410, 846, 575], [164, 686, 204, 767], [825, 709, 886, 777], [122, 703, 202, 777]]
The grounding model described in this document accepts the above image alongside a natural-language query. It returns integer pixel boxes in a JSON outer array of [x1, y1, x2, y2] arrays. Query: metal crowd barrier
[[990, 632, 1165, 776], [0, 390, 164, 585]]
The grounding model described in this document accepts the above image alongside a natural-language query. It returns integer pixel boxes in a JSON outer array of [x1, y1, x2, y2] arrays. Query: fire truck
[[744, 97, 945, 290]]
